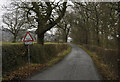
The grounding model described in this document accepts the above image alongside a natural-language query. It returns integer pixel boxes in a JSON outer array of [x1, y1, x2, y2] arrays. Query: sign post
[[27, 45, 30, 77], [23, 32, 34, 79]]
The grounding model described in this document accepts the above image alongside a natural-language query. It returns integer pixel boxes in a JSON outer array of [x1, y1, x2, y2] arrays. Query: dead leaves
[[3, 64, 46, 80]]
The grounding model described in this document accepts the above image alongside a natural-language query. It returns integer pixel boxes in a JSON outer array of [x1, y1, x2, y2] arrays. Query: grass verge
[[2, 45, 72, 81], [46, 45, 72, 67], [78, 45, 118, 80], [2, 42, 67, 45]]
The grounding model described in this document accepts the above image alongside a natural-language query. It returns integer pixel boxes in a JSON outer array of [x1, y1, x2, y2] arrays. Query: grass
[[2, 42, 23, 45], [79, 45, 118, 80], [2, 44, 72, 81], [1, 41, 67, 45], [45, 42, 67, 44], [46, 45, 72, 67]]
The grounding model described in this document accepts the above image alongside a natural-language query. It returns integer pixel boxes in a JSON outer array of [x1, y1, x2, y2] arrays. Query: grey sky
[[0, 0, 118, 28], [0, 0, 11, 27]]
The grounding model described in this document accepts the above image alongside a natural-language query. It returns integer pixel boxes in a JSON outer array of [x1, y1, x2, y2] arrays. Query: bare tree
[[57, 12, 72, 42], [2, 9, 27, 43], [14, 0, 68, 45]]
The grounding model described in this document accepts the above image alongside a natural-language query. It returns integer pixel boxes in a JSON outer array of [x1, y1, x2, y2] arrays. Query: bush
[[2, 45, 27, 73], [2, 43, 68, 77], [82, 44, 118, 79]]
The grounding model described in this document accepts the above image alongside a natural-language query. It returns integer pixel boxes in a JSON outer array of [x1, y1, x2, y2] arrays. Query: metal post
[[28, 45, 31, 79]]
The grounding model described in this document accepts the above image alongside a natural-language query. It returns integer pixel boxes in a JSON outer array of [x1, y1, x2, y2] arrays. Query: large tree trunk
[[97, 31, 100, 46], [85, 29, 88, 44], [37, 29, 44, 45], [12, 35, 17, 43], [36, 25, 45, 45], [37, 33, 44, 45], [65, 35, 68, 43]]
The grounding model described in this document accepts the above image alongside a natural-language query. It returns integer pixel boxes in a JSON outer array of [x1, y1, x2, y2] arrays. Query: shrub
[[2, 43, 68, 77], [2, 45, 27, 74], [82, 44, 118, 79]]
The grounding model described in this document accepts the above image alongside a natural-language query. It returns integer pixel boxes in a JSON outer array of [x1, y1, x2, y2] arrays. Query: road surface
[[29, 43, 101, 80]]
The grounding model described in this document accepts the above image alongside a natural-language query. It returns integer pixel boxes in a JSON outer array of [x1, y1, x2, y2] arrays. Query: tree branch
[[43, 2, 67, 33]]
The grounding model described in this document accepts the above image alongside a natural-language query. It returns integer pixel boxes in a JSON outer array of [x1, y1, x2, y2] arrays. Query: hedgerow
[[2, 43, 68, 79]]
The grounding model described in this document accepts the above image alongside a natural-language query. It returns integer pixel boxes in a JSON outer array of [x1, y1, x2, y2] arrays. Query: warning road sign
[[23, 32, 34, 42]]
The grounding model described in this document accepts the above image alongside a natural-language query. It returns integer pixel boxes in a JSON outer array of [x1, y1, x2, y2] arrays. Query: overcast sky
[[0, 0, 11, 27]]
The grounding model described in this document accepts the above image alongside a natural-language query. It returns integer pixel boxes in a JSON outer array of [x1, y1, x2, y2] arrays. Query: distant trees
[[2, 9, 27, 43], [70, 2, 118, 49], [57, 12, 72, 42], [69, 2, 119, 79]]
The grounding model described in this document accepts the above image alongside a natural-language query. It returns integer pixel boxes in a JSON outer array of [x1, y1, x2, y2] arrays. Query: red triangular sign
[[23, 32, 34, 42]]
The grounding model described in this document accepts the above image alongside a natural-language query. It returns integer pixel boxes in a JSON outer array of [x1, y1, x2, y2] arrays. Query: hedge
[[82, 44, 118, 79], [2, 43, 68, 77]]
